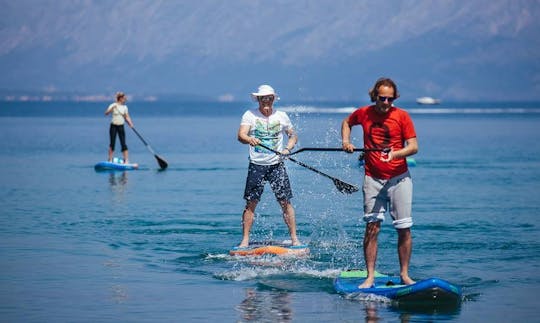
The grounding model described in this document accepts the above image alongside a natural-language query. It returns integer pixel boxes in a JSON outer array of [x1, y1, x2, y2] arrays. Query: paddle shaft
[[286, 156, 339, 181], [131, 127, 155, 153], [257, 144, 358, 194], [288, 147, 390, 156], [131, 127, 168, 170]]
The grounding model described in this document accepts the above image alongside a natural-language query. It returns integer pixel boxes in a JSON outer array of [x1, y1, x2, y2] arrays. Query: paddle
[[287, 147, 390, 156], [131, 127, 168, 170], [257, 143, 359, 194]]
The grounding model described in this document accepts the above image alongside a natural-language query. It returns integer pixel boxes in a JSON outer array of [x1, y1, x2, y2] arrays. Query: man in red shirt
[[342, 77, 418, 288]]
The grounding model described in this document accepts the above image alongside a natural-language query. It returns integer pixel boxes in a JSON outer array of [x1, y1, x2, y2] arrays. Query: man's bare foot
[[401, 275, 415, 285], [358, 277, 375, 289], [291, 239, 302, 246], [237, 239, 249, 248]]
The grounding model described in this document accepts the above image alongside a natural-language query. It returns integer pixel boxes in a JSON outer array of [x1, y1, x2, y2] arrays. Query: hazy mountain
[[1, 0, 539, 101]]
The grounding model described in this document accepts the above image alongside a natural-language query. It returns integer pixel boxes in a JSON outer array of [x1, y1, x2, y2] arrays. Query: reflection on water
[[108, 171, 128, 203], [391, 300, 462, 320], [362, 298, 461, 322], [364, 302, 415, 323], [108, 171, 128, 187], [364, 302, 381, 323], [360, 301, 415, 323], [236, 288, 292, 322], [342, 291, 462, 323]]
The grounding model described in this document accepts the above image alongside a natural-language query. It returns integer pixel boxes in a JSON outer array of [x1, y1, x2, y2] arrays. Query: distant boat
[[416, 97, 441, 105]]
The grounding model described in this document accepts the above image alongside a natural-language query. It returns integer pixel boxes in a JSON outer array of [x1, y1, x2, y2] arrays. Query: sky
[[1, 0, 539, 102]]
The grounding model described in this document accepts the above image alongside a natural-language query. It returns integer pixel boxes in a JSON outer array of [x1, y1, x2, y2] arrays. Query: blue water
[[1, 101, 539, 322]]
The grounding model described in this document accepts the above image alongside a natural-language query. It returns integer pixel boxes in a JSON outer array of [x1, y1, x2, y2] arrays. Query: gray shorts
[[363, 171, 413, 229]]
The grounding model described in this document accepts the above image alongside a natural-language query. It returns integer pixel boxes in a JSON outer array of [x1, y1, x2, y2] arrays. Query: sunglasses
[[259, 95, 274, 102], [378, 96, 395, 103]]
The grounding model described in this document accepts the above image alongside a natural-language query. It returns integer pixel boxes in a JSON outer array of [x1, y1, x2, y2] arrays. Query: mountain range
[[1, 0, 539, 102]]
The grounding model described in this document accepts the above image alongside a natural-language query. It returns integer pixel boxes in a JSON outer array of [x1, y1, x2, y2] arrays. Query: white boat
[[416, 97, 441, 105]]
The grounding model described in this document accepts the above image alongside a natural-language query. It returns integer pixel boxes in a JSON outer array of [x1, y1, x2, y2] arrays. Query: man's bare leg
[[398, 227, 415, 285], [279, 200, 300, 245], [359, 221, 381, 288], [239, 200, 257, 247]]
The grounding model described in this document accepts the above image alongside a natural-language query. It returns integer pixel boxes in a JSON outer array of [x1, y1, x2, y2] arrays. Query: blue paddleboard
[[94, 158, 138, 171], [334, 270, 461, 304]]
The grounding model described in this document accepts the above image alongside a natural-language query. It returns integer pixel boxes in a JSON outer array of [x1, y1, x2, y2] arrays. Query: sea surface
[[1, 100, 539, 322]]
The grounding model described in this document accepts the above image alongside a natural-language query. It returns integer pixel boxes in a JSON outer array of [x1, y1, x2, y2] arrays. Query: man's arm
[[341, 117, 355, 153], [237, 124, 259, 146]]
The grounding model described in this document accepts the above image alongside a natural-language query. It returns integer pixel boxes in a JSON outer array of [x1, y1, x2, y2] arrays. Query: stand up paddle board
[[94, 158, 138, 171], [229, 241, 310, 257], [334, 270, 461, 304]]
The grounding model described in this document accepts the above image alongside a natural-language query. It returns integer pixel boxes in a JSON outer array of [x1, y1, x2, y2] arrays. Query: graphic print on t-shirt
[[253, 119, 281, 153], [368, 122, 391, 149]]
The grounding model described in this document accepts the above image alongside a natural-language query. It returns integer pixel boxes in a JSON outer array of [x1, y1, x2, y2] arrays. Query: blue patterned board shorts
[[244, 162, 293, 202]]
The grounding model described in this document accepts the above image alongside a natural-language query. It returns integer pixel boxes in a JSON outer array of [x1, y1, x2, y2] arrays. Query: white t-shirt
[[240, 109, 294, 165], [108, 103, 128, 125]]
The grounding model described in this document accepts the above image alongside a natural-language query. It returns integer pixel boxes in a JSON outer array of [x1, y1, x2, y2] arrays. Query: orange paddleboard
[[229, 242, 309, 257]]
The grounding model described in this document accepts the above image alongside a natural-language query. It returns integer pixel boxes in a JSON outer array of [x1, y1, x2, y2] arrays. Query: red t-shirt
[[347, 105, 416, 179]]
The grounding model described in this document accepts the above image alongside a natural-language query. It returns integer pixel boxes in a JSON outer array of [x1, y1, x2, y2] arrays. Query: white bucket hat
[[251, 84, 279, 101]]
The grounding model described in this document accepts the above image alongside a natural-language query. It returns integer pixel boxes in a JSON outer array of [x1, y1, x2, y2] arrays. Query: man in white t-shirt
[[236, 84, 300, 248], [104, 92, 134, 163]]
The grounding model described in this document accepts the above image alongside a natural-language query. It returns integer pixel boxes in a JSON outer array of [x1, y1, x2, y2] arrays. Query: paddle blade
[[155, 155, 168, 170], [333, 179, 359, 194]]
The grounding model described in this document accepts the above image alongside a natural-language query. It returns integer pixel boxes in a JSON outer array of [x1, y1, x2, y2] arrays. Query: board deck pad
[[229, 241, 310, 257], [334, 270, 462, 304]]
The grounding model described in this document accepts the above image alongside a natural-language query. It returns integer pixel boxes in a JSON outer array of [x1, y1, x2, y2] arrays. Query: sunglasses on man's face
[[378, 96, 395, 103], [259, 95, 274, 102]]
